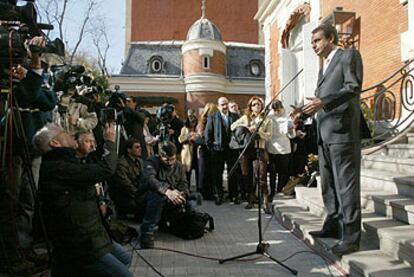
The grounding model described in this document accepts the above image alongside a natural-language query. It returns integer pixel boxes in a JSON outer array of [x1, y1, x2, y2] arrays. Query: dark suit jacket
[[315, 48, 363, 144], [204, 111, 239, 151]]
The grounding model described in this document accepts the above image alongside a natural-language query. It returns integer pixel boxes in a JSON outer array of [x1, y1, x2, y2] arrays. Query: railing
[[360, 59, 414, 150]]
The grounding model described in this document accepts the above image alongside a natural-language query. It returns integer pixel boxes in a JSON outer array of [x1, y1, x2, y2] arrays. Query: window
[[152, 59, 162, 72], [202, 55, 210, 69], [148, 56, 164, 73], [249, 60, 262, 77]]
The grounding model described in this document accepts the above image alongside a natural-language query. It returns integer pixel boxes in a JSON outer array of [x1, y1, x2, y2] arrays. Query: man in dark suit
[[204, 97, 240, 205], [300, 24, 363, 255]]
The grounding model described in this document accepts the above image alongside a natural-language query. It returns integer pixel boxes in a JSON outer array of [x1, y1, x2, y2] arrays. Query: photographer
[[137, 142, 190, 249], [123, 96, 148, 159], [0, 35, 57, 275], [156, 103, 183, 155], [109, 138, 144, 217], [52, 69, 98, 134], [32, 123, 132, 276]]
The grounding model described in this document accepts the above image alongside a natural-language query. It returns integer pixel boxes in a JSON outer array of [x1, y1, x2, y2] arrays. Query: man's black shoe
[[21, 248, 49, 266], [245, 203, 253, 209], [308, 229, 340, 239], [331, 241, 359, 256], [215, 196, 223, 205], [140, 234, 155, 249], [231, 196, 240, 205]]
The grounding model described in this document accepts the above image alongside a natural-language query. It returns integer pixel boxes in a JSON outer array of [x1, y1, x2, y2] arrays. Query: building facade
[[255, 0, 414, 110], [112, 0, 265, 117]]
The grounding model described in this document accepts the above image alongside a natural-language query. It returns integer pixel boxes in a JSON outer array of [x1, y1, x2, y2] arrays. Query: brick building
[[110, 0, 265, 117], [255, 0, 414, 110]]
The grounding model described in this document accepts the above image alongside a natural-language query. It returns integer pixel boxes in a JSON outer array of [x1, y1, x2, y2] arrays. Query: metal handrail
[[359, 58, 414, 150]]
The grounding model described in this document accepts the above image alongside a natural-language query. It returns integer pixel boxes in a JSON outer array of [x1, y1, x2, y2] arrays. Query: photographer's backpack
[[168, 210, 214, 240]]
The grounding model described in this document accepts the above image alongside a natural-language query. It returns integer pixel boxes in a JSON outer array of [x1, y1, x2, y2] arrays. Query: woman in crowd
[[231, 96, 272, 213], [179, 115, 199, 190], [143, 116, 159, 157], [266, 100, 296, 202], [196, 102, 218, 199]]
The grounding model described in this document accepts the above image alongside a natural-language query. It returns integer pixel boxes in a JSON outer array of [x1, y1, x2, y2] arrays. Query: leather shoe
[[215, 197, 223, 205], [245, 203, 254, 209], [140, 234, 155, 249], [308, 229, 340, 239], [331, 241, 359, 256]]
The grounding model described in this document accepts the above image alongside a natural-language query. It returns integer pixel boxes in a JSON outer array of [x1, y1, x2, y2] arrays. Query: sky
[[32, 0, 126, 74]]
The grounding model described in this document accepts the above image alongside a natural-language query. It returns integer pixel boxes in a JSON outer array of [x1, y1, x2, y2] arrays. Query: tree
[[36, 0, 103, 65], [36, 0, 110, 87], [91, 19, 110, 76]]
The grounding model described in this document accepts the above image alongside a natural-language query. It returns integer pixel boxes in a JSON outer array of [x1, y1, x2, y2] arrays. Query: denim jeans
[[138, 191, 166, 236], [138, 191, 196, 236], [80, 242, 132, 277]]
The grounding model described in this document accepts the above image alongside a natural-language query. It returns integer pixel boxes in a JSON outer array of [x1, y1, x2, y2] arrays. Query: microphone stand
[[218, 69, 303, 275]]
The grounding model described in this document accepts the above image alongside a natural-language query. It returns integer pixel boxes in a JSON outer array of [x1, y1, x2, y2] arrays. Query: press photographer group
[[0, 1, 213, 275]]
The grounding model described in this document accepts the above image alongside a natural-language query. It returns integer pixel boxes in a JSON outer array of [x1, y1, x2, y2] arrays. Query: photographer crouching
[[138, 141, 193, 248], [32, 123, 133, 276]]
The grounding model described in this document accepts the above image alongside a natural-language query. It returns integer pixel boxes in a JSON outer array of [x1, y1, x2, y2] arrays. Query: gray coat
[[315, 48, 363, 144]]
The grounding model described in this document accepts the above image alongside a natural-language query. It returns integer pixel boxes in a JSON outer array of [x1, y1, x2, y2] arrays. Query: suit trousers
[[211, 148, 238, 198], [318, 142, 361, 244]]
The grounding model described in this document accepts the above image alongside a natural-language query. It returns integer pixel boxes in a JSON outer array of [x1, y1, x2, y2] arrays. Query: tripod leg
[[263, 251, 298, 275], [218, 250, 259, 264]]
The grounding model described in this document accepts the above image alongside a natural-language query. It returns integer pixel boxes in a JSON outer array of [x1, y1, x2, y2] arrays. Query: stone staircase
[[272, 132, 414, 276]]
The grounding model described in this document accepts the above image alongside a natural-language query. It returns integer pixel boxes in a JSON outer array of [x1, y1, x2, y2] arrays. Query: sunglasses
[[251, 102, 261, 107]]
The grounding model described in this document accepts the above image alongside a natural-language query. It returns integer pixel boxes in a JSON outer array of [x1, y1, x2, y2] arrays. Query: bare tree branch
[[69, 0, 97, 64], [92, 20, 110, 76], [56, 0, 68, 42]]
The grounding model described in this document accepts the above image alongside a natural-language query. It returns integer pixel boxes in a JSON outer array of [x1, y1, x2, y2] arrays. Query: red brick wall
[[321, 0, 408, 88], [269, 0, 408, 105], [131, 0, 258, 43], [183, 50, 225, 76]]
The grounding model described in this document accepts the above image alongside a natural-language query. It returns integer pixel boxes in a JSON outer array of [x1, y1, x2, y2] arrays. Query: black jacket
[[138, 155, 188, 196], [5, 70, 58, 155], [204, 111, 239, 151], [123, 107, 148, 158], [38, 141, 117, 266]]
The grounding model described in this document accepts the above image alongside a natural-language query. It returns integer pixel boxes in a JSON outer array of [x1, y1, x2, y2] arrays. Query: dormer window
[[249, 60, 262, 77], [202, 55, 210, 69], [148, 56, 164, 73]]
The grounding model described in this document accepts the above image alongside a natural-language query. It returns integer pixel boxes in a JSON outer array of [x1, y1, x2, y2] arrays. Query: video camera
[[156, 103, 174, 124], [51, 64, 88, 93], [156, 103, 175, 144], [0, 0, 65, 89], [100, 87, 127, 124]]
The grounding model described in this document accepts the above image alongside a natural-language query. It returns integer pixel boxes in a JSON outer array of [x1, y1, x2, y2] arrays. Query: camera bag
[[168, 209, 214, 240]]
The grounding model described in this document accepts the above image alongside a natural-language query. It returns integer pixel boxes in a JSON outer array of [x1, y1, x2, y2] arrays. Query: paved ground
[[127, 200, 344, 277]]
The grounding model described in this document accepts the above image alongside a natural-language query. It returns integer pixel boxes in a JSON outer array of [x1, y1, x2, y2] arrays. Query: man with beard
[[137, 142, 189, 248]]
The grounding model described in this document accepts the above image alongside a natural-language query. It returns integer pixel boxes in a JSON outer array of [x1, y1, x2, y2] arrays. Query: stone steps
[[296, 186, 414, 225], [272, 195, 414, 277], [362, 154, 414, 174], [360, 168, 413, 196], [294, 186, 414, 268], [387, 144, 414, 158]]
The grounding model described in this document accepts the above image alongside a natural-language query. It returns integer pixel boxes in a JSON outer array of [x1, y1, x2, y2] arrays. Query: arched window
[[148, 56, 164, 73], [249, 60, 262, 77]]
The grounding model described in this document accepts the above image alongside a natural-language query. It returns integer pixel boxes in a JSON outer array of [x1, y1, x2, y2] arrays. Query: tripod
[[218, 69, 303, 275]]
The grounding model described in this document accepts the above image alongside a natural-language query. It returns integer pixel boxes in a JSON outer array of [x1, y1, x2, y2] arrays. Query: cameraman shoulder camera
[[11, 35, 58, 150]]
